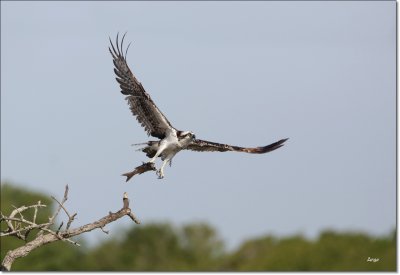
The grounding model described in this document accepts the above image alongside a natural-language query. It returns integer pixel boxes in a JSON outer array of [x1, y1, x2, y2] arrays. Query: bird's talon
[[156, 170, 164, 179]]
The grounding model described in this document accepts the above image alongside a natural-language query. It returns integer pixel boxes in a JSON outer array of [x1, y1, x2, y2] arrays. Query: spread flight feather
[[109, 33, 288, 181], [109, 33, 174, 139]]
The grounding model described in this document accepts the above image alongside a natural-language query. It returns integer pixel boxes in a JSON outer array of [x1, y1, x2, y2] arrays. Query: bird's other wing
[[109, 33, 175, 139], [186, 138, 288, 154]]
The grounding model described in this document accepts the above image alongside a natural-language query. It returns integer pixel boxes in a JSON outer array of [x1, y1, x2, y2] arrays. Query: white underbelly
[[159, 131, 191, 160]]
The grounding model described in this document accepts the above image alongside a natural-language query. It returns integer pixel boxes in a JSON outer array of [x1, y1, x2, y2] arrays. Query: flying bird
[[109, 34, 288, 181]]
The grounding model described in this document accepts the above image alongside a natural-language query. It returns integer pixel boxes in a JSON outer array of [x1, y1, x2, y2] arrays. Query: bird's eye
[[192, 134, 196, 139]]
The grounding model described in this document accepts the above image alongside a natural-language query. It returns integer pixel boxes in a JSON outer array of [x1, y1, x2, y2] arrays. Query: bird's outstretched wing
[[186, 138, 288, 154], [109, 33, 175, 139]]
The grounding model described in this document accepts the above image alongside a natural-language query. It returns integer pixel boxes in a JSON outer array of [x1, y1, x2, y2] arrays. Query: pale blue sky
[[1, 1, 395, 249]]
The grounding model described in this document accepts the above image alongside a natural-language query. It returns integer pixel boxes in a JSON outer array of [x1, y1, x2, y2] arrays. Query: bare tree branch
[[66, 213, 77, 230], [1, 203, 47, 241], [32, 201, 41, 224], [1, 186, 140, 271], [0, 222, 52, 237], [51, 195, 73, 221], [56, 221, 64, 234], [37, 185, 69, 237], [100, 226, 109, 234]]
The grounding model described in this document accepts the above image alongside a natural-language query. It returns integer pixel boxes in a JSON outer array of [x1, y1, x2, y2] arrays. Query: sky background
[[1, 1, 396, 250]]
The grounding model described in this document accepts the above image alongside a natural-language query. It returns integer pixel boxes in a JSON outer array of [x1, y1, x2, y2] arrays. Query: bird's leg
[[148, 141, 167, 163], [156, 159, 169, 179]]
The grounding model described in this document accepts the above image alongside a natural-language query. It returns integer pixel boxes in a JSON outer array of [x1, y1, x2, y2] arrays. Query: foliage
[[1, 182, 396, 271], [82, 222, 224, 271], [225, 231, 396, 271]]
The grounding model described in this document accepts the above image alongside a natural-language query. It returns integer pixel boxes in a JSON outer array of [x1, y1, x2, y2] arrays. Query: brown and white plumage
[[109, 33, 174, 139], [186, 138, 288, 154], [110, 33, 288, 181]]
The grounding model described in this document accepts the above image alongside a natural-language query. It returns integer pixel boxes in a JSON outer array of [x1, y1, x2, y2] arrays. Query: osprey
[[109, 34, 288, 181]]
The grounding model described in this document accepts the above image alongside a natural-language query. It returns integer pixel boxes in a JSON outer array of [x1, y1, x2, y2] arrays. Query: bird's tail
[[131, 141, 159, 156], [131, 142, 148, 152], [131, 142, 148, 146]]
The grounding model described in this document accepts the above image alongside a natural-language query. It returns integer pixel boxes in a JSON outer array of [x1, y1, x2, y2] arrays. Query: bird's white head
[[177, 130, 196, 141]]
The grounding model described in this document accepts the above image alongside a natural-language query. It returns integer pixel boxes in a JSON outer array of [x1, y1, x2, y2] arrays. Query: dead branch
[[1, 203, 47, 241], [37, 185, 69, 237], [0, 222, 52, 237], [1, 186, 140, 271]]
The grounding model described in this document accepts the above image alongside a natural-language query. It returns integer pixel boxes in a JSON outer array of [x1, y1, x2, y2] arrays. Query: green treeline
[[1, 183, 396, 271]]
